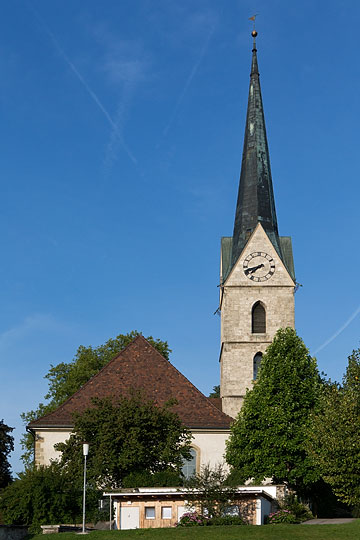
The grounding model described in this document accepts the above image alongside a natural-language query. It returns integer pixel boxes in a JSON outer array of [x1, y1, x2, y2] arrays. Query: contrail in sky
[[313, 304, 360, 354], [28, 4, 137, 165], [104, 83, 136, 172], [162, 24, 216, 137]]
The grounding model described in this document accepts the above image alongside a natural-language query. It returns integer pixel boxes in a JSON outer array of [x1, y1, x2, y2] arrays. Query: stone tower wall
[[220, 224, 295, 418]]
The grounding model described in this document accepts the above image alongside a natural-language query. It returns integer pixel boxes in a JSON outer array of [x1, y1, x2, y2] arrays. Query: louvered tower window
[[252, 302, 266, 333]]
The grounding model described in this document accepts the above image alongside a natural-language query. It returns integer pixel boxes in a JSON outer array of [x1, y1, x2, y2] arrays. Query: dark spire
[[231, 31, 281, 267]]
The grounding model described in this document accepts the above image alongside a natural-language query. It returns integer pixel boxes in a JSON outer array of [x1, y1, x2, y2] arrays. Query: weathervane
[[249, 14, 259, 48], [249, 14, 258, 30]]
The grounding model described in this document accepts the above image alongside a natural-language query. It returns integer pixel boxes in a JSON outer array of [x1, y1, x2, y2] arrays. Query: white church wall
[[35, 428, 231, 472], [191, 429, 230, 472], [34, 429, 71, 466]]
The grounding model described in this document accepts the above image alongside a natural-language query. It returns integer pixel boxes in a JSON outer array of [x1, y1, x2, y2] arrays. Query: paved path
[[302, 518, 355, 525]]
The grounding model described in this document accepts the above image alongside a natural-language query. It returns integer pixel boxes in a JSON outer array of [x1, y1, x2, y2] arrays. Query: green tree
[[225, 328, 321, 495], [0, 419, 14, 488], [208, 385, 220, 398], [307, 349, 360, 507], [20, 331, 171, 465], [0, 462, 103, 533], [55, 393, 192, 488]]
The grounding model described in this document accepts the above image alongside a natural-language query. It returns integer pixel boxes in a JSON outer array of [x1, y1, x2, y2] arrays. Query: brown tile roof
[[28, 336, 231, 430], [208, 397, 222, 411]]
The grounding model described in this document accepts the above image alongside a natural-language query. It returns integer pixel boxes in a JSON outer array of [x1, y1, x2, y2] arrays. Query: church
[[28, 30, 295, 481]]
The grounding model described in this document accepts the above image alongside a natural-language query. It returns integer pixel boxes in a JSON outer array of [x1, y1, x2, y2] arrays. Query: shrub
[[280, 494, 313, 522], [352, 506, 360, 518], [0, 463, 105, 533], [267, 509, 298, 524], [176, 511, 208, 527], [208, 515, 246, 526]]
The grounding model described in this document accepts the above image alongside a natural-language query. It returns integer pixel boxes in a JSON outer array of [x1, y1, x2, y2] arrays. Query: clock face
[[243, 252, 275, 282]]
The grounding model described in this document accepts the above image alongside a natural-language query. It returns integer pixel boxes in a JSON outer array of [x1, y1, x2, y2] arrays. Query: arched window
[[252, 302, 266, 333], [181, 447, 197, 479], [253, 352, 263, 380]]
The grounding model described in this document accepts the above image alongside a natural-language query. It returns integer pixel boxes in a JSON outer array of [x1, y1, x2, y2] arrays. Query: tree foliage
[[0, 419, 14, 488], [55, 393, 192, 488], [122, 469, 183, 488], [208, 385, 220, 398], [20, 331, 171, 465], [225, 328, 321, 494], [307, 349, 360, 507], [0, 463, 104, 533]]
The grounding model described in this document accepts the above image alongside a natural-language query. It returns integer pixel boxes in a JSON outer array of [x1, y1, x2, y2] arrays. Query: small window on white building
[[181, 447, 197, 479], [145, 507, 155, 519], [161, 507, 172, 519]]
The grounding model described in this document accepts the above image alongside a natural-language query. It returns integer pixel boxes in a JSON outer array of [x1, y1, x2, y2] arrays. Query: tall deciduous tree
[[225, 328, 321, 494], [55, 394, 192, 488], [0, 419, 14, 488], [20, 331, 171, 465], [307, 349, 360, 506]]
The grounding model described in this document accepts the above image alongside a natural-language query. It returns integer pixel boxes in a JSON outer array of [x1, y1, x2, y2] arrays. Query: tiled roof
[[28, 336, 232, 430], [208, 397, 222, 411]]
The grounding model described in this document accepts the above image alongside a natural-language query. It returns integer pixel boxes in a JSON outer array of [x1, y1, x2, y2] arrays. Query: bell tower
[[219, 31, 296, 419]]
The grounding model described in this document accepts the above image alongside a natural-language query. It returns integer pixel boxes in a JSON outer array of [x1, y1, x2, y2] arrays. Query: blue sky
[[1, 0, 360, 474]]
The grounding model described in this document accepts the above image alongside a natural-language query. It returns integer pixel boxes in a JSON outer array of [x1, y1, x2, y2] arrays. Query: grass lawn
[[30, 520, 360, 540]]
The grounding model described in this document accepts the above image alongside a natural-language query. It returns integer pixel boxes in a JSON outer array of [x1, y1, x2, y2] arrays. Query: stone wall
[[220, 224, 295, 418]]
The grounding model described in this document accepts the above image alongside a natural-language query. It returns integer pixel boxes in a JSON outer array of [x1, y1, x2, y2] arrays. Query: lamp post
[[82, 443, 89, 534]]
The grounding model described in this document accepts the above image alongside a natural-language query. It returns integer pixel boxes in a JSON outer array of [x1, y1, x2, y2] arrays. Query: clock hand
[[245, 263, 264, 275]]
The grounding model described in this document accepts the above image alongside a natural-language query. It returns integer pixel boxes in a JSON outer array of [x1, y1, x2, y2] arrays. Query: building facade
[[104, 486, 280, 529]]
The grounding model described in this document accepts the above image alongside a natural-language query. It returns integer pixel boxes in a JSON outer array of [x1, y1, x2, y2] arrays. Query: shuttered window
[[252, 302, 266, 333]]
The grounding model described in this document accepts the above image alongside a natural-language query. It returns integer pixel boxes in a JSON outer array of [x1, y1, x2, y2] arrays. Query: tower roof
[[231, 31, 281, 267]]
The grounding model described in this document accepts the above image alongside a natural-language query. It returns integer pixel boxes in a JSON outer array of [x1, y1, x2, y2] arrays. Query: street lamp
[[82, 443, 89, 534]]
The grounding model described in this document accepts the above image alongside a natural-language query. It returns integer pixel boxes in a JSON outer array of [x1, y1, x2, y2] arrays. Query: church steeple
[[219, 28, 296, 419], [231, 31, 281, 267]]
